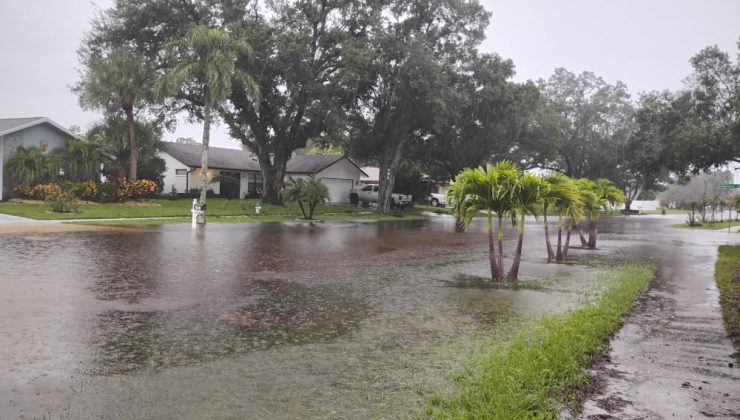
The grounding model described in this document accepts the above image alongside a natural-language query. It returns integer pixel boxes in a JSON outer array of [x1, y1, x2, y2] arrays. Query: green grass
[[427, 265, 654, 419], [671, 220, 739, 230], [716, 245, 740, 360], [642, 209, 689, 215], [0, 198, 378, 220], [67, 211, 427, 226]]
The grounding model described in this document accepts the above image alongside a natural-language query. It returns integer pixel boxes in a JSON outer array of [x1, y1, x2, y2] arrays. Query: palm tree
[[163, 25, 259, 223], [507, 172, 543, 280], [448, 161, 520, 281], [75, 47, 151, 181], [283, 176, 331, 220], [587, 178, 625, 248], [542, 174, 583, 262]]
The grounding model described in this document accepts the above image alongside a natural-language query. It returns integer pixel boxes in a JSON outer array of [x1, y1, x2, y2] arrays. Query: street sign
[[720, 184, 740, 189]]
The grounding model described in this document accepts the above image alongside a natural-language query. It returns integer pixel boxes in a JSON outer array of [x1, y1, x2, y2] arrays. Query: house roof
[[361, 166, 380, 182], [0, 117, 80, 138], [161, 142, 367, 176]]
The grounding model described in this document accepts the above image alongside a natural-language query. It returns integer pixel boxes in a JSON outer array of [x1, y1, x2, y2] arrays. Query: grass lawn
[[67, 211, 427, 226], [427, 265, 654, 418], [0, 198, 377, 220], [716, 245, 740, 360], [671, 220, 740, 230], [642, 209, 689, 215]]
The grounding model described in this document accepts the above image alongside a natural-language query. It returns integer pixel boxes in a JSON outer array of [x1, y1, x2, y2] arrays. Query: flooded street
[[0, 216, 737, 418]]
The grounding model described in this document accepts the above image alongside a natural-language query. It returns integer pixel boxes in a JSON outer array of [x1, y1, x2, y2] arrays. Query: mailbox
[[194, 203, 206, 211]]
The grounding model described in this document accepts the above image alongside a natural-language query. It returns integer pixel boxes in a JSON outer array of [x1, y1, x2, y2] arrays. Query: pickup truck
[[349, 184, 412, 209], [427, 192, 446, 207]]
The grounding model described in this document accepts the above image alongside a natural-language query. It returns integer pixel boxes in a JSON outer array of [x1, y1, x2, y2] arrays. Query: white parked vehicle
[[349, 184, 412, 209], [427, 193, 446, 207]]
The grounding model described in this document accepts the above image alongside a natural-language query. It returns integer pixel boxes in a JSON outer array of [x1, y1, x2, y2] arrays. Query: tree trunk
[[308, 201, 317, 219], [507, 214, 525, 281], [562, 221, 573, 260], [587, 218, 597, 249], [578, 222, 588, 246], [297, 200, 307, 219], [124, 106, 137, 182], [487, 210, 499, 281], [198, 87, 211, 224], [497, 216, 505, 279], [259, 153, 288, 205], [543, 213, 555, 262], [555, 215, 563, 261], [377, 138, 405, 215]]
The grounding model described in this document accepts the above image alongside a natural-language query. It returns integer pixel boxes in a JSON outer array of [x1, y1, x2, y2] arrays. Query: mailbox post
[[191, 199, 206, 227]]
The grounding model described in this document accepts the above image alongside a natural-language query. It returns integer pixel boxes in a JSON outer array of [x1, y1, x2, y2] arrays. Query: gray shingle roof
[[160, 142, 365, 175], [161, 142, 261, 171], [0, 117, 80, 138]]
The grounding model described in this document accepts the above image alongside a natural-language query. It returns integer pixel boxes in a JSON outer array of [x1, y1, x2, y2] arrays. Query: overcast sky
[[0, 0, 738, 149]]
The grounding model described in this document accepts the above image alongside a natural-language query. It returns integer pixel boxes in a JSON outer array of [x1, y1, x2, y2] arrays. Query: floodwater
[[0, 215, 735, 418]]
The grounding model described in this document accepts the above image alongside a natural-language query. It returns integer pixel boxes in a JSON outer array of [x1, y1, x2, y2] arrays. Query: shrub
[[131, 179, 158, 198], [78, 181, 99, 201], [32, 183, 64, 201], [98, 181, 118, 203], [13, 184, 34, 199], [47, 190, 77, 213]]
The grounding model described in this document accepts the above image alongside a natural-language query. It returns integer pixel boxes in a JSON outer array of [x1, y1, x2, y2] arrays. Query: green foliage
[[282, 177, 331, 220], [715, 246, 740, 360], [98, 181, 118, 203], [428, 265, 654, 418]]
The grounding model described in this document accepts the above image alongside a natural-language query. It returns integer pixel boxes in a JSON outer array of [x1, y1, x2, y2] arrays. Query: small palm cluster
[[282, 176, 331, 220], [448, 161, 625, 281]]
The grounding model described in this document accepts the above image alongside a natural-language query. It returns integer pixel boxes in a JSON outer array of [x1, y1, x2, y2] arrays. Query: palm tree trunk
[[555, 215, 563, 262], [563, 221, 573, 260], [543, 213, 555, 262], [124, 106, 137, 182], [507, 214, 525, 281], [578, 222, 588, 246], [198, 86, 211, 224], [587, 218, 597, 249], [497, 216, 505, 279], [487, 210, 499, 281]]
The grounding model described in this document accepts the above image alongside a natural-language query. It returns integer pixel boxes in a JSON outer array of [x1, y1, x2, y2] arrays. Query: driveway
[[0, 213, 37, 224]]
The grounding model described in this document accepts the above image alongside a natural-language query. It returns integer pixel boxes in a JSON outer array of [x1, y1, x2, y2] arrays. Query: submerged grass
[[427, 265, 654, 419], [716, 245, 740, 360], [670, 221, 739, 230]]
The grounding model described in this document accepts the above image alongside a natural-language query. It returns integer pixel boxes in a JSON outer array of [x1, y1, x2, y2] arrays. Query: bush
[[47, 190, 77, 213], [78, 181, 99, 201], [13, 184, 34, 199], [131, 179, 158, 198], [98, 181, 118, 203], [31, 183, 64, 201]]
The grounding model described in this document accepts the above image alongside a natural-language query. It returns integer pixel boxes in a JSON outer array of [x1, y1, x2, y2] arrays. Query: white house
[[160, 142, 367, 203], [0, 117, 78, 201]]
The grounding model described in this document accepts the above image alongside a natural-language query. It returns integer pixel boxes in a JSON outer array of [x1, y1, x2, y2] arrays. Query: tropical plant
[[75, 46, 153, 181], [541, 173, 583, 262], [577, 178, 625, 249], [282, 177, 331, 220], [6, 146, 48, 185], [507, 172, 544, 280], [162, 25, 259, 222], [448, 161, 521, 281]]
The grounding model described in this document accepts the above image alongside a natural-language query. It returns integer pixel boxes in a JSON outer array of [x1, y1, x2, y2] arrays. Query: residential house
[[0, 117, 78, 200], [160, 142, 366, 203]]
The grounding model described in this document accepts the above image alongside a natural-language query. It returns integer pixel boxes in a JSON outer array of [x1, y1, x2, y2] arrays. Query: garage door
[[321, 177, 354, 203]]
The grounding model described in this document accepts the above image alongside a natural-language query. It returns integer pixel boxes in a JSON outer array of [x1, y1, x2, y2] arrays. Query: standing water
[[0, 216, 716, 418]]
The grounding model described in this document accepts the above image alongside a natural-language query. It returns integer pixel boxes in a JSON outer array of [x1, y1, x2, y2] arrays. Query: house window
[[246, 172, 263, 197], [175, 169, 187, 176]]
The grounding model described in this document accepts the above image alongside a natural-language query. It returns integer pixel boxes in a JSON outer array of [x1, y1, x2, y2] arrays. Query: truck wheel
[[350, 193, 359, 206], [431, 198, 439, 207]]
